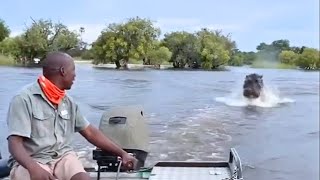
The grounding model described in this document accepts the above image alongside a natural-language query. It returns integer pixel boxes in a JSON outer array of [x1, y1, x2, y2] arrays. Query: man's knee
[[70, 172, 90, 180], [10, 163, 52, 180], [54, 152, 87, 180], [9, 165, 30, 180]]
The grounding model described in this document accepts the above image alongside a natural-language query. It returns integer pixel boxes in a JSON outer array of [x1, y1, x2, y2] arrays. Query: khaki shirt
[[6, 81, 90, 168]]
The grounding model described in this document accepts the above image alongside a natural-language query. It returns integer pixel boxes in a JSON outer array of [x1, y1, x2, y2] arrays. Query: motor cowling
[[99, 105, 149, 152], [93, 105, 149, 171]]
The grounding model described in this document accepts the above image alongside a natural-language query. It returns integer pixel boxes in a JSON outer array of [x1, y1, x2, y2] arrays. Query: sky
[[0, 0, 319, 52]]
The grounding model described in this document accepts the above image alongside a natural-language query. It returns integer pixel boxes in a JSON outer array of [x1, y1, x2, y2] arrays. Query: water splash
[[215, 83, 295, 108]]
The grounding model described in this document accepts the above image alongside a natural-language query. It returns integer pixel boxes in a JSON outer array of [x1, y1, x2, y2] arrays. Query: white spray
[[215, 78, 295, 108]]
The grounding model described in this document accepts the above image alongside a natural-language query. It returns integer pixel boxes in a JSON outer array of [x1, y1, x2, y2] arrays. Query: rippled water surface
[[0, 64, 319, 180]]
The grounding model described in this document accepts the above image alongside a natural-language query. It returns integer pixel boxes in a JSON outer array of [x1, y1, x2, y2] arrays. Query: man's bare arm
[[79, 125, 127, 157], [8, 136, 40, 171]]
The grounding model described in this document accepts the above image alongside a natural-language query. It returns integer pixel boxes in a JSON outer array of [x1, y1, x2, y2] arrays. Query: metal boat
[[87, 147, 243, 180], [0, 105, 243, 180]]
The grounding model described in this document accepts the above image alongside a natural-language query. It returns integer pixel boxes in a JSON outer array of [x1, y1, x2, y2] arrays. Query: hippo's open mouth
[[242, 73, 264, 99], [243, 88, 260, 99]]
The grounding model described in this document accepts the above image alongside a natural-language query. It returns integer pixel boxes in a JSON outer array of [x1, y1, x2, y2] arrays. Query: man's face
[[61, 59, 76, 90]]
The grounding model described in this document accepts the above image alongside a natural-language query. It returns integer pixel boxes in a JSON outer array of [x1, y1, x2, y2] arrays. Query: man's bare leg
[[71, 172, 90, 180], [54, 152, 88, 180], [10, 164, 53, 180]]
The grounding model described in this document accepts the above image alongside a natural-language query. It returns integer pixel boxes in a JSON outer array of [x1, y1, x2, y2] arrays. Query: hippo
[[243, 73, 264, 99]]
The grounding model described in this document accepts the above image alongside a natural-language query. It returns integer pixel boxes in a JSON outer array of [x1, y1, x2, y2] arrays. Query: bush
[[295, 48, 319, 70], [0, 54, 15, 66]]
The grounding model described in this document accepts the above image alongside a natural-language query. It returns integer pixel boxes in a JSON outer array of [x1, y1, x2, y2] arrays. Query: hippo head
[[243, 73, 264, 99]]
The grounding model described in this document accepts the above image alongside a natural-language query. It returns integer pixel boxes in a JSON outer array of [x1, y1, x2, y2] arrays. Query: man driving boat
[[6, 51, 137, 180]]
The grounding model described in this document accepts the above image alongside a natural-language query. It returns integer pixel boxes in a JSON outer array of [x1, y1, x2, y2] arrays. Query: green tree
[[0, 37, 20, 58], [0, 19, 10, 42], [78, 27, 88, 50], [295, 48, 320, 69], [91, 28, 119, 65], [80, 48, 94, 60], [229, 49, 244, 66], [279, 50, 298, 64], [257, 40, 290, 52], [229, 50, 257, 66], [243, 51, 256, 65], [91, 17, 160, 69], [290, 46, 305, 54], [229, 54, 244, 66], [255, 39, 291, 62], [10, 18, 80, 65], [256, 42, 269, 51], [147, 46, 172, 67], [162, 31, 200, 68], [197, 29, 235, 69], [271, 39, 290, 51]]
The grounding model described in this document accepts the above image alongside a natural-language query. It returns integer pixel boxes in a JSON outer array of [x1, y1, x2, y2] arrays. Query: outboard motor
[[92, 105, 149, 177]]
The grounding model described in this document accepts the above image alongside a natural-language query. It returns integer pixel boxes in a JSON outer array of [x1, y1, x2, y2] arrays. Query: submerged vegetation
[[0, 17, 319, 70]]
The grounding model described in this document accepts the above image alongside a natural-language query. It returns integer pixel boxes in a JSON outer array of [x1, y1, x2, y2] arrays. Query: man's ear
[[60, 67, 66, 76]]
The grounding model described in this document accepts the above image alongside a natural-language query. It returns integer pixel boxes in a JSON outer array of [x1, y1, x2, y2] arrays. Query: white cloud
[[10, 30, 23, 37], [9, 24, 26, 37]]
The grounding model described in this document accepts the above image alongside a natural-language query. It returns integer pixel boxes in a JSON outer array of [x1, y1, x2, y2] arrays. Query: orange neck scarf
[[38, 75, 65, 105]]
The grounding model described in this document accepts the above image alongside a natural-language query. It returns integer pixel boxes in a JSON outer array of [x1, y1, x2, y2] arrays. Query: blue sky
[[0, 0, 319, 51]]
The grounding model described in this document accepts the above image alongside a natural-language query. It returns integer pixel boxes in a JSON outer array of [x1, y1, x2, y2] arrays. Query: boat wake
[[215, 83, 295, 108]]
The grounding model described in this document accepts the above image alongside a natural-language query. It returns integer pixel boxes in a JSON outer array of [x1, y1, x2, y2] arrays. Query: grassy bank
[[251, 60, 297, 69], [0, 55, 15, 66]]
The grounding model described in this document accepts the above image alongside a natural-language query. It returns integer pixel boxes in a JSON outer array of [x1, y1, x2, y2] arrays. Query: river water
[[0, 63, 319, 180]]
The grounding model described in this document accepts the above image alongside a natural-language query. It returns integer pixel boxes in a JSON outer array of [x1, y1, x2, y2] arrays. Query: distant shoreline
[[1, 59, 318, 71], [74, 60, 92, 64], [74, 60, 174, 70]]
